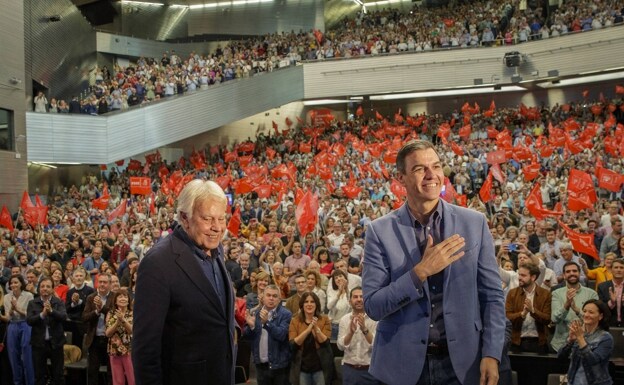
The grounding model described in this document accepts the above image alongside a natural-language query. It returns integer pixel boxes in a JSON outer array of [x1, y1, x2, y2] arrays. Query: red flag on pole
[[490, 163, 506, 184], [227, 207, 241, 237], [295, 191, 319, 238], [567, 169, 597, 211], [479, 172, 493, 203], [558, 220, 599, 261], [149, 193, 157, 215], [107, 199, 127, 222], [20, 191, 34, 210], [356, 106, 364, 117], [486, 150, 506, 165], [597, 168, 623, 192], [0, 205, 14, 231], [130, 177, 152, 195]]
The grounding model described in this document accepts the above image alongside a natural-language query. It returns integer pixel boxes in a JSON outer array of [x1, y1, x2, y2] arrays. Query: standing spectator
[[582, 252, 615, 290], [288, 292, 333, 385], [597, 258, 624, 327], [304, 269, 326, 313], [83, 247, 105, 281], [105, 288, 135, 385], [65, 267, 94, 347], [557, 299, 613, 385], [599, 219, 622, 261], [327, 270, 351, 341], [51, 268, 68, 303], [33, 92, 47, 113], [3, 275, 34, 385], [284, 275, 307, 316], [26, 277, 67, 385], [83, 273, 112, 385], [551, 262, 598, 352], [505, 263, 552, 354], [243, 285, 292, 385], [337, 286, 379, 385], [283, 242, 311, 291]]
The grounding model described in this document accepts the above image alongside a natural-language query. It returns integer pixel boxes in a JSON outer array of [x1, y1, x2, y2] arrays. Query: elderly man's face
[[182, 198, 227, 251]]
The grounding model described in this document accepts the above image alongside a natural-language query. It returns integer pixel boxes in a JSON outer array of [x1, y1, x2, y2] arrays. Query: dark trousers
[[255, 363, 289, 385], [32, 341, 65, 385], [88, 336, 111, 385], [342, 364, 381, 385], [416, 354, 461, 385]]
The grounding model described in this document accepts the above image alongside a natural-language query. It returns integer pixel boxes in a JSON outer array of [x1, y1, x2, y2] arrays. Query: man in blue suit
[[362, 140, 505, 385]]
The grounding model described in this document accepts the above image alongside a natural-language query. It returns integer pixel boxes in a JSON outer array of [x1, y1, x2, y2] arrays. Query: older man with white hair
[[133, 180, 237, 385], [553, 242, 587, 286]]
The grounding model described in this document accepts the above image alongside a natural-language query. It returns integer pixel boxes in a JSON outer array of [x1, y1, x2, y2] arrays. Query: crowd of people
[[31, 0, 624, 115], [4, 82, 624, 384]]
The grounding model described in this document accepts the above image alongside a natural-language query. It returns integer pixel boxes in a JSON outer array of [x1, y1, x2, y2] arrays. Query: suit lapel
[[172, 237, 225, 316], [396, 204, 430, 297], [440, 200, 457, 292]]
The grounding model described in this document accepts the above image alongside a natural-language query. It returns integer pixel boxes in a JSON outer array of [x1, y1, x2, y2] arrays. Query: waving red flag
[[390, 179, 406, 199], [227, 207, 241, 237], [523, 163, 541, 181], [107, 199, 127, 222], [23, 206, 48, 227], [487, 126, 499, 139], [342, 185, 362, 199], [479, 172, 493, 203], [441, 177, 457, 203], [285, 117, 293, 127], [490, 163, 506, 184], [253, 184, 272, 199], [450, 142, 464, 157], [459, 124, 472, 139], [567, 169, 597, 211], [558, 220, 599, 260], [296, 191, 319, 237], [0, 205, 14, 231], [486, 150, 506, 165], [356, 106, 364, 117], [20, 191, 34, 210], [375, 111, 383, 121], [597, 168, 623, 192]]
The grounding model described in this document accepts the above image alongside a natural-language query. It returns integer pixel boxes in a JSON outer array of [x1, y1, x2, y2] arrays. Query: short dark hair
[[396, 140, 438, 174], [9, 274, 26, 291], [349, 286, 363, 299], [611, 258, 624, 268], [109, 287, 133, 311], [38, 276, 54, 292], [562, 261, 580, 273], [583, 299, 611, 331], [518, 262, 540, 279]]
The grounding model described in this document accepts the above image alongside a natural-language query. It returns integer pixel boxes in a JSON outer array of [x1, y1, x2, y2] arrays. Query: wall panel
[[25, 0, 97, 103]]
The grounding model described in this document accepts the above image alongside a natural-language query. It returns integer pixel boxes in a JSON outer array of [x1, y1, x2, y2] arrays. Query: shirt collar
[[408, 201, 444, 228]]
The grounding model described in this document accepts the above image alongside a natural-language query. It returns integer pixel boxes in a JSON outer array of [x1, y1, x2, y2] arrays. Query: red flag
[[523, 163, 541, 181], [479, 172, 493, 203], [441, 178, 457, 203], [313, 29, 323, 44], [266, 147, 276, 160], [130, 177, 152, 195], [23, 206, 48, 227], [272, 121, 278, 134], [450, 142, 464, 157], [456, 195, 467, 207], [582, 89, 589, 98], [20, 191, 34, 210], [215, 176, 231, 191], [567, 169, 597, 211], [490, 163, 506, 184], [598, 168, 623, 192], [227, 207, 241, 236], [107, 199, 127, 222], [285, 117, 293, 127], [486, 150, 506, 165], [375, 111, 383, 121], [390, 179, 406, 199], [342, 185, 362, 199], [525, 183, 564, 220], [35, 195, 44, 207], [558, 220, 599, 260], [253, 184, 272, 199], [0, 205, 14, 231], [356, 106, 364, 117], [616, 85, 624, 95], [295, 191, 319, 237], [459, 124, 471, 139], [487, 126, 499, 139]]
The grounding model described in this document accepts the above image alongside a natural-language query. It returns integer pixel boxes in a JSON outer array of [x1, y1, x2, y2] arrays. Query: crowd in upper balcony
[[31, 0, 624, 115]]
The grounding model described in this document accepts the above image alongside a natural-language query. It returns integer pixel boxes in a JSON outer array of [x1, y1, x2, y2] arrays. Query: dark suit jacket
[[597, 280, 621, 326], [132, 231, 236, 385], [82, 291, 111, 349], [26, 296, 67, 349], [505, 285, 552, 347]]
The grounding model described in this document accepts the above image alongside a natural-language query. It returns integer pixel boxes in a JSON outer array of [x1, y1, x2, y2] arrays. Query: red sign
[[130, 177, 151, 195]]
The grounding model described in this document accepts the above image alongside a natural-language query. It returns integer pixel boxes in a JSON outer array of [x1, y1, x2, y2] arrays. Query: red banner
[[130, 177, 152, 195]]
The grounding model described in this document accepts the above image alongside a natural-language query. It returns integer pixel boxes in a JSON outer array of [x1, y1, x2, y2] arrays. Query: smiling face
[[582, 302, 603, 329], [398, 148, 444, 214], [182, 198, 227, 251]]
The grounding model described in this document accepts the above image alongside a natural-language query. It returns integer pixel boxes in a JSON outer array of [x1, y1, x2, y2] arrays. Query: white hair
[[175, 179, 227, 221]]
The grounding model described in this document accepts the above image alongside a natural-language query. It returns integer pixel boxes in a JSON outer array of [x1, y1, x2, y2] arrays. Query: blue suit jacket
[[362, 201, 505, 385]]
